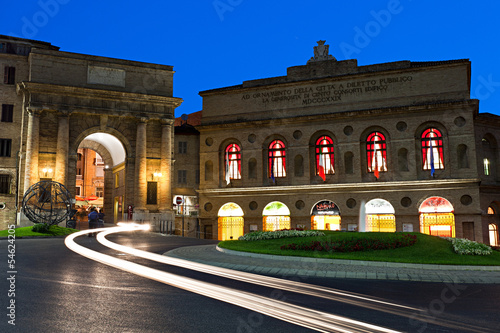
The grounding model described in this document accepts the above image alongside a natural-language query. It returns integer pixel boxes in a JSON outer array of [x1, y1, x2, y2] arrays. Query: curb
[[216, 246, 500, 272]]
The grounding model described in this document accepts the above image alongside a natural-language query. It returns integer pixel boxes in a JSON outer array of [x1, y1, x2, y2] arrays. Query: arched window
[[489, 224, 499, 247], [421, 128, 444, 173], [224, 144, 241, 183], [315, 136, 334, 179], [268, 140, 286, 179], [484, 158, 491, 176], [488, 206, 495, 215], [367, 132, 387, 177]]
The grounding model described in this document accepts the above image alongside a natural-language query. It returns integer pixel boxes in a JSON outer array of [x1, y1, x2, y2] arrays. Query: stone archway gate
[[16, 48, 182, 223]]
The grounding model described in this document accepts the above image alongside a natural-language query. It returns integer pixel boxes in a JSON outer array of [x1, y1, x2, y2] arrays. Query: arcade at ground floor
[[199, 187, 500, 245]]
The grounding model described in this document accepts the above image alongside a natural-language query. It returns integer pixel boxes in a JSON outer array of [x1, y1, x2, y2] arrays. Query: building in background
[[173, 111, 201, 237], [197, 41, 500, 244]]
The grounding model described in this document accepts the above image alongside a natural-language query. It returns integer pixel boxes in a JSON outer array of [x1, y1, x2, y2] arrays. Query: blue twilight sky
[[1, 0, 499, 117]]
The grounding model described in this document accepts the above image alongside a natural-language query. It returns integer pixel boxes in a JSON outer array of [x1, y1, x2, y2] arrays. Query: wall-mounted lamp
[[152, 170, 162, 181], [40, 166, 54, 178]]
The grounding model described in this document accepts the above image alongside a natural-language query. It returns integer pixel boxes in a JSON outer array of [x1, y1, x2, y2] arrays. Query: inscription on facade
[[87, 66, 126, 87], [241, 75, 413, 107]]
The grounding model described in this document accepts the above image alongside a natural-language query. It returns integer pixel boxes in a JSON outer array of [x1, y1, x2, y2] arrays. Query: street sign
[[175, 196, 183, 205]]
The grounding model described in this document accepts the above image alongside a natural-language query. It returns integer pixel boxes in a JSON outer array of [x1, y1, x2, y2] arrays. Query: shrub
[[239, 229, 325, 241], [280, 233, 418, 253], [32, 223, 50, 233], [444, 237, 493, 255]]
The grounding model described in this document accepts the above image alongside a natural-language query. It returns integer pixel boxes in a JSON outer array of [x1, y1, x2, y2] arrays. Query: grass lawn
[[0, 225, 79, 238], [218, 231, 500, 266]]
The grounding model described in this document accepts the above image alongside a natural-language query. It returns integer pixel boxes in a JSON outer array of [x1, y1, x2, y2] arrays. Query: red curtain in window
[[367, 132, 387, 176], [268, 140, 286, 179], [315, 136, 334, 180], [421, 128, 444, 171], [225, 144, 241, 183]]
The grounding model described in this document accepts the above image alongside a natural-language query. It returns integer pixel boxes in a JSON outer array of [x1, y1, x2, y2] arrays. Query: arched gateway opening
[[74, 133, 126, 225]]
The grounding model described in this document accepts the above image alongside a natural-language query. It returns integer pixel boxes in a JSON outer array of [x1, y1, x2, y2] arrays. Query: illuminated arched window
[[268, 140, 286, 179], [224, 144, 241, 183], [489, 224, 499, 247], [421, 128, 444, 172], [315, 136, 335, 177], [488, 206, 495, 215], [484, 159, 491, 176], [367, 132, 387, 176]]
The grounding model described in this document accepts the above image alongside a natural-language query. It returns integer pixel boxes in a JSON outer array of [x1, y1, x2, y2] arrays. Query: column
[[24, 109, 40, 193], [160, 119, 174, 211], [54, 114, 69, 185], [134, 118, 148, 212]]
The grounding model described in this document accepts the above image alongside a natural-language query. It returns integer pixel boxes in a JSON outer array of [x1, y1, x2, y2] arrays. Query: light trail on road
[[97, 227, 418, 316], [65, 226, 400, 333]]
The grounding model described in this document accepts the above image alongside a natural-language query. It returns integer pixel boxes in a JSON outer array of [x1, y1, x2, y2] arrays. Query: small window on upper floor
[[178, 170, 187, 184], [0, 139, 12, 157], [488, 206, 495, 215], [3, 66, 15, 85], [1, 104, 13, 122], [178, 141, 187, 154], [0, 174, 10, 194]]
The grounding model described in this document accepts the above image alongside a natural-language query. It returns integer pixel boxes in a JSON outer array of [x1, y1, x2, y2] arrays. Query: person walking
[[98, 209, 105, 228], [88, 207, 99, 237]]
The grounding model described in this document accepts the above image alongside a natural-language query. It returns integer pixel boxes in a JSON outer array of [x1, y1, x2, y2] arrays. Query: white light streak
[[96, 228, 418, 317], [65, 227, 400, 332]]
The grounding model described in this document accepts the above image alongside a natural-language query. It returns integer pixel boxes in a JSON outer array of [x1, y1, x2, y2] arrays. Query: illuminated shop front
[[263, 201, 290, 231], [419, 197, 455, 238], [218, 202, 244, 241], [310, 200, 341, 230], [365, 199, 396, 232]]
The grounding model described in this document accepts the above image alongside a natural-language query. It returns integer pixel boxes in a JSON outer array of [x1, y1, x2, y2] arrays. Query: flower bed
[[238, 229, 325, 241], [444, 237, 493, 255], [280, 233, 417, 253]]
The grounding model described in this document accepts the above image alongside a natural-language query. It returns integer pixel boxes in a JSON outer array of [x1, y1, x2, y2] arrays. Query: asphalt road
[[1, 231, 500, 332]]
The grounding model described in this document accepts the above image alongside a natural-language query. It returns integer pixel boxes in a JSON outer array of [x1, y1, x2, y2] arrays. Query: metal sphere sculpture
[[22, 180, 73, 225]]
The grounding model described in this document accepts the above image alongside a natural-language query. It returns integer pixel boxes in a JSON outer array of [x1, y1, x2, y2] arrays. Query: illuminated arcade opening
[[365, 199, 396, 232], [419, 197, 455, 237], [263, 201, 290, 231], [218, 202, 244, 241], [311, 200, 341, 230]]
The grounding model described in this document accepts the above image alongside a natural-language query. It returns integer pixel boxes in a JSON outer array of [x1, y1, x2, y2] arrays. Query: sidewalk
[[163, 244, 500, 284]]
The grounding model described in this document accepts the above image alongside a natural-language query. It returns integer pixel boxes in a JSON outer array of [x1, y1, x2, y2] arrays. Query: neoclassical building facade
[[0, 35, 181, 229], [197, 42, 500, 244]]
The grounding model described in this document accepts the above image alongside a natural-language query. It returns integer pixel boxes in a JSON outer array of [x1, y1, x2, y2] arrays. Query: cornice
[[197, 178, 481, 197], [17, 81, 183, 106]]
